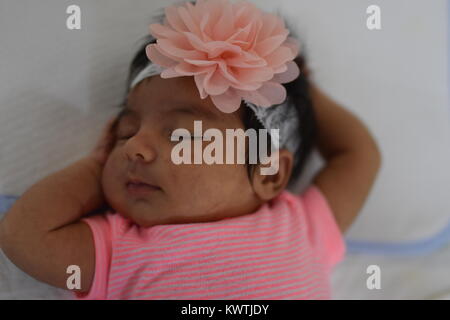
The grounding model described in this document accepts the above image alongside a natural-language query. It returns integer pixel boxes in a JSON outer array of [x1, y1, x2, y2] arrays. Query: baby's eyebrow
[[167, 105, 217, 120], [115, 104, 217, 123]]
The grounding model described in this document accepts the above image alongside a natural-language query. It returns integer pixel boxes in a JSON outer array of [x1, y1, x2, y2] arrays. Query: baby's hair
[[121, 13, 317, 188]]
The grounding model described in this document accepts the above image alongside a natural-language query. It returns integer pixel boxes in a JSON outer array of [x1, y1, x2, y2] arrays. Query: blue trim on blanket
[[0, 195, 18, 215], [345, 219, 450, 256]]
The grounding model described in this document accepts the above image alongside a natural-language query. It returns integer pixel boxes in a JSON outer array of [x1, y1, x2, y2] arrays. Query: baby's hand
[[89, 116, 118, 166]]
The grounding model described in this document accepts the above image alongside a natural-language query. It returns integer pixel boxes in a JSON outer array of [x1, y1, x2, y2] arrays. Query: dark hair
[[122, 27, 317, 188]]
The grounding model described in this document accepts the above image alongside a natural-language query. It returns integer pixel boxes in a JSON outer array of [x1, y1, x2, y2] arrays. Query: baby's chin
[[114, 203, 174, 228], [112, 204, 150, 225], [120, 213, 154, 227], [118, 207, 215, 228]]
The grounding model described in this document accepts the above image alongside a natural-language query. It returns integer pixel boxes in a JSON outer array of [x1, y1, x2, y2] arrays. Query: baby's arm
[[309, 83, 382, 233], [0, 118, 117, 293]]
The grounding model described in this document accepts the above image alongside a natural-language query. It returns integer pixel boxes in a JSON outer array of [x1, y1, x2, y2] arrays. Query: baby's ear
[[251, 149, 294, 201]]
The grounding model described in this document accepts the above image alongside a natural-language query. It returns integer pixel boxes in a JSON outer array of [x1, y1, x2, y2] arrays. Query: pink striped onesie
[[75, 184, 346, 300]]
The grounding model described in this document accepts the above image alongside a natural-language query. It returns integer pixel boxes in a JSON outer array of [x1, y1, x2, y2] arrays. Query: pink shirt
[[75, 185, 346, 300]]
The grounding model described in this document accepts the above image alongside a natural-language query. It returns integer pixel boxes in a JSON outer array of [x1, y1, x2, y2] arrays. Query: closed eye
[[170, 134, 203, 141], [118, 135, 133, 140], [116, 127, 137, 141]]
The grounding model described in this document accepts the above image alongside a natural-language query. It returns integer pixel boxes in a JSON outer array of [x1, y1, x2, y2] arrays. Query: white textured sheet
[[1, 0, 449, 244], [331, 242, 450, 300], [1, 0, 450, 299], [285, 0, 450, 242]]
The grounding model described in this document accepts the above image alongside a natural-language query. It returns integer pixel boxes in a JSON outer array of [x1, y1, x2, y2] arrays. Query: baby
[[0, 0, 381, 300]]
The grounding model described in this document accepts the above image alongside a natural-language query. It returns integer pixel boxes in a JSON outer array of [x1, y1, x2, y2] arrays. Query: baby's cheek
[[102, 159, 115, 186], [101, 172, 116, 203], [167, 166, 205, 200], [101, 158, 124, 202], [188, 166, 231, 196]]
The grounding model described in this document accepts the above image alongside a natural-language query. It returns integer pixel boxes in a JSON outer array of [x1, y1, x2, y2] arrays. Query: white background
[[0, 0, 450, 298]]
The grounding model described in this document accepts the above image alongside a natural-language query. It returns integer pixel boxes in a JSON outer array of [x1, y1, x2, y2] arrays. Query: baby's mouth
[[126, 177, 162, 196]]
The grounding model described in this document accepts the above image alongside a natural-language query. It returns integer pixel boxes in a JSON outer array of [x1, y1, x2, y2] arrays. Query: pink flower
[[146, 0, 301, 113]]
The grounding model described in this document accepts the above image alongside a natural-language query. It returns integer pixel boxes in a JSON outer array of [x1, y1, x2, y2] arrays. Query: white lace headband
[[129, 62, 301, 154]]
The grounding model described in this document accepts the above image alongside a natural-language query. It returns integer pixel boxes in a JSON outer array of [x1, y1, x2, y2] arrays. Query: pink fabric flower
[[146, 0, 301, 113]]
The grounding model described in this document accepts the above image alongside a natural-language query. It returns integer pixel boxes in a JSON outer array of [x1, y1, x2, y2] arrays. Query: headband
[[130, 0, 301, 153]]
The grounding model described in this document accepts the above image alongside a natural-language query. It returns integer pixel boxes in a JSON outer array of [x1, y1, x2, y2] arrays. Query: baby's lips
[[126, 175, 162, 191]]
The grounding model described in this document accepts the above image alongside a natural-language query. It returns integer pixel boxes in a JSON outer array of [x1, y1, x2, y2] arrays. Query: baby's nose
[[125, 134, 157, 163], [130, 152, 150, 163]]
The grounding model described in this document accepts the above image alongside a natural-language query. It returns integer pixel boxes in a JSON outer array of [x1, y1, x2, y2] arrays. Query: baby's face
[[101, 76, 262, 227]]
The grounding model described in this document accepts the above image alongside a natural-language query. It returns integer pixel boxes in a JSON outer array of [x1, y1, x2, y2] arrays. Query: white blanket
[[1, 0, 449, 244], [1, 0, 450, 299]]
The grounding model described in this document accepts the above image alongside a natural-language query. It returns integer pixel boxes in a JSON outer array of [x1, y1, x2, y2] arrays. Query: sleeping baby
[[0, 0, 381, 299]]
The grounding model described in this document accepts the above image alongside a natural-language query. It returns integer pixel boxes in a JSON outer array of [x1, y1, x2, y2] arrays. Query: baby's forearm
[[309, 83, 381, 159], [308, 82, 381, 233], [0, 157, 105, 240]]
